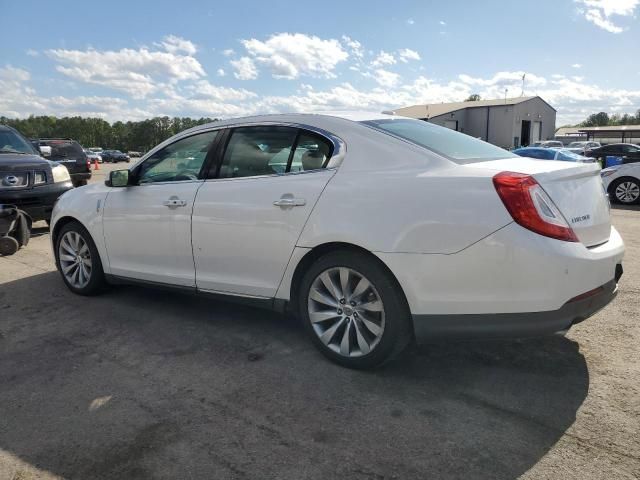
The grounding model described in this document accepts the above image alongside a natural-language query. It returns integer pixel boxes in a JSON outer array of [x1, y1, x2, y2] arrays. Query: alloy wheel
[[615, 181, 640, 203], [307, 267, 385, 357], [58, 231, 93, 289]]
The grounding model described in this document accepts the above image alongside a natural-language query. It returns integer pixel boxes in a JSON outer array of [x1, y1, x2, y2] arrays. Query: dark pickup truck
[[1, 126, 74, 222], [34, 138, 92, 187]]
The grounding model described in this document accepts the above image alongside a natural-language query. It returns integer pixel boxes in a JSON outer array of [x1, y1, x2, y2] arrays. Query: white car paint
[[51, 112, 624, 339]]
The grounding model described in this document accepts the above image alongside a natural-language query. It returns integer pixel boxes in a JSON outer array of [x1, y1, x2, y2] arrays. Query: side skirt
[[104, 274, 289, 313]]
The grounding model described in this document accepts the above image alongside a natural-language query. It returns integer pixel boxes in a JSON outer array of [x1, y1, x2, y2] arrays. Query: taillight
[[493, 171, 578, 242]]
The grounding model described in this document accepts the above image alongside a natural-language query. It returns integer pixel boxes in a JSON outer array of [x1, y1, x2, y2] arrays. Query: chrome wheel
[[307, 267, 385, 357], [615, 181, 640, 203], [58, 231, 92, 289]]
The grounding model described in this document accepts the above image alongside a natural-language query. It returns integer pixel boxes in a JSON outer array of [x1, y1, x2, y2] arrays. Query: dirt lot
[[0, 167, 638, 479]]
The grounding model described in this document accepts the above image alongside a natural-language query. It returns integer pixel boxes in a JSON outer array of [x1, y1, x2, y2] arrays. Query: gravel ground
[[0, 169, 638, 479]]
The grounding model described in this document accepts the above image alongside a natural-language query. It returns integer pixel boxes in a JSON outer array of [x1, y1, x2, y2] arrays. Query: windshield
[[361, 118, 516, 164], [568, 142, 586, 148], [0, 128, 39, 155]]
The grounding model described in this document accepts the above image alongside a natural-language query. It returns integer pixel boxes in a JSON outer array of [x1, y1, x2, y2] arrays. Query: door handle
[[163, 198, 187, 207], [273, 197, 306, 207]]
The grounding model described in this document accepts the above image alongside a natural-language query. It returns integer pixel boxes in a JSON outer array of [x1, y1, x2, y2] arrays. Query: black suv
[[35, 138, 92, 186], [0, 126, 74, 222], [586, 143, 640, 164]]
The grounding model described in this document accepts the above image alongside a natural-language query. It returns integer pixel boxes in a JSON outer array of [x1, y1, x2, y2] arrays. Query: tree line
[[0, 115, 218, 153], [580, 110, 640, 127]]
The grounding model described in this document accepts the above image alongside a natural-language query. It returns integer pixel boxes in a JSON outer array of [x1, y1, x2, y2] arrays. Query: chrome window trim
[[136, 121, 346, 176]]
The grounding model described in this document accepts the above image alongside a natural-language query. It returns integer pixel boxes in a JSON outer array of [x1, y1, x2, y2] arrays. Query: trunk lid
[[469, 157, 611, 247]]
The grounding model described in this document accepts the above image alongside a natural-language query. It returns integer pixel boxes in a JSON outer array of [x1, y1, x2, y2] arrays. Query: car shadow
[[0, 272, 589, 480]]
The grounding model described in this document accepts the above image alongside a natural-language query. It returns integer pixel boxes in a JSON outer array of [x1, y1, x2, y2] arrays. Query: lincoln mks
[[50, 113, 624, 368]]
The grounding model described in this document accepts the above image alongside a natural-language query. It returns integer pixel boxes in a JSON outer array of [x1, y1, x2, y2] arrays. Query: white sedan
[[601, 162, 640, 205], [50, 113, 624, 369]]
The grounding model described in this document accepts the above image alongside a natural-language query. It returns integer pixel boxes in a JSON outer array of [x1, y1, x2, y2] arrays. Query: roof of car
[[187, 111, 400, 131]]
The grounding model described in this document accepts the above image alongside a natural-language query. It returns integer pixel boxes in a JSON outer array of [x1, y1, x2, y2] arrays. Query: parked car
[[587, 143, 640, 164], [529, 140, 564, 148], [36, 138, 91, 187], [84, 149, 102, 164], [0, 125, 73, 222], [601, 163, 640, 205], [566, 141, 601, 155], [127, 151, 143, 158], [101, 150, 130, 163], [512, 147, 595, 163], [50, 113, 624, 369]]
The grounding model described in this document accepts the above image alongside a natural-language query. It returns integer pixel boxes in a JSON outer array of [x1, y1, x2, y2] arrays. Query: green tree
[[465, 94, 481, 102]]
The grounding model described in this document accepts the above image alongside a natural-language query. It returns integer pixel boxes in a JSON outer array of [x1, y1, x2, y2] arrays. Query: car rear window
[[41, 140, 85, 159], [361, 118, 517, 164]]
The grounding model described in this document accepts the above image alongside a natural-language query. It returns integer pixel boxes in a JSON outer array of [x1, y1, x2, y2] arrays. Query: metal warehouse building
[[393, 96, 557, 150]]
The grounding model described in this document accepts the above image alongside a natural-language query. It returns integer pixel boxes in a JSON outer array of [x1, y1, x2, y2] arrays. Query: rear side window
[[42, 140, 85, 160], [217, 127, 332, 178], [362, 118, 516, 164]]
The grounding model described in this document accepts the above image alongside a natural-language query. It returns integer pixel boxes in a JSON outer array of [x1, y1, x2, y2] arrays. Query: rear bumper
[[412, 277, 619, 340], [70, 172, 92, 181]]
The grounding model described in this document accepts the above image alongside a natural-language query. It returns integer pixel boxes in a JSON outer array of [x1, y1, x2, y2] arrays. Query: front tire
[[299, 250, 413, 369], [611, 177, 640, 205], [55, 221, 106, 295]]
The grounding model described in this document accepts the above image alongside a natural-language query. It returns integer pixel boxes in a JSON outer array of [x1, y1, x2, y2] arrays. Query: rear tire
[[55, 221, 106, 295], [610, 177, 640, 205], [298, 250, 413, 369]]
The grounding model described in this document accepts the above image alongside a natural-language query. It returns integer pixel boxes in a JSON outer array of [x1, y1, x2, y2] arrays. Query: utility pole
[[504, 88, 508, 103], [521, 73, 526, 97]]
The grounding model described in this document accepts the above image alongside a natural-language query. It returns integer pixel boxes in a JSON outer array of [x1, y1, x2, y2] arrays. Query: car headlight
[[52, 164, 71, 183], [33, 171, 47, 185]]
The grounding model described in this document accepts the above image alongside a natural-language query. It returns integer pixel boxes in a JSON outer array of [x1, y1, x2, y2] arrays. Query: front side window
[[138, 130, 218, 184], [362, 118, 517, 165]]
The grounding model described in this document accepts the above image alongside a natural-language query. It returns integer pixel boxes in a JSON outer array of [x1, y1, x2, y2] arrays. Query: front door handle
[[273, 196, 306, 207], [163, 197, 187, 208]]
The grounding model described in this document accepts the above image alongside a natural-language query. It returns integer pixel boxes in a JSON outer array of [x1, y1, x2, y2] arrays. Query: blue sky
[[1, 0, 639, 125]]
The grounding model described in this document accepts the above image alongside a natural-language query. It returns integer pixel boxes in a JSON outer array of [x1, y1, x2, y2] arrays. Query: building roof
[[576, 125, 640, 132], [556, 125, 640, 136], [393, 96, 553, 119]]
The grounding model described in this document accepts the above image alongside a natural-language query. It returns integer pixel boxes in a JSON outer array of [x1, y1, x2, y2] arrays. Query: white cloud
[[159, 35, 197, 55], [398, 48, 421, 63], [217, 68, 225, 77], [373, 69, 401, 87], [241, 33, 348, 79], [230, 57, 258, 80], [26, 49, 39, 57], [439, 20, 447, 25], [371, 51, 396, 68], [222, 49, 235, 57], [0, 65, 30, 82], [342, 35, 364, 59], [572, 63, 583, 68], [575, 0, 639, 32], [188, 80, 257, 101], [46, 37, 205, 98], [407, 18, 415, 25]]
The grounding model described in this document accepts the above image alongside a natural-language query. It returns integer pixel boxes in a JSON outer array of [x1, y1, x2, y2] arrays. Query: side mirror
[[105, 169, 130, 187], [39, 145, 52, 158]]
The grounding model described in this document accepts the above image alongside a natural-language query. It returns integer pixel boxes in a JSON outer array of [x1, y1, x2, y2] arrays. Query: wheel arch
[[287, 242, 411, 323], [51, 216, 108, 270], [608, 175, 640, 199]]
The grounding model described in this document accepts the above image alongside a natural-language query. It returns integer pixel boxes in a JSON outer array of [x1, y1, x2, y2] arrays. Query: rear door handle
[[163, 198, 187, 208], [273, 196, 306, 207]]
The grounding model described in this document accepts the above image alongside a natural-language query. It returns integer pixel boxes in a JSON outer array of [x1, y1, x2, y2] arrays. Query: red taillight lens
[[493, 171, 579, 242]]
